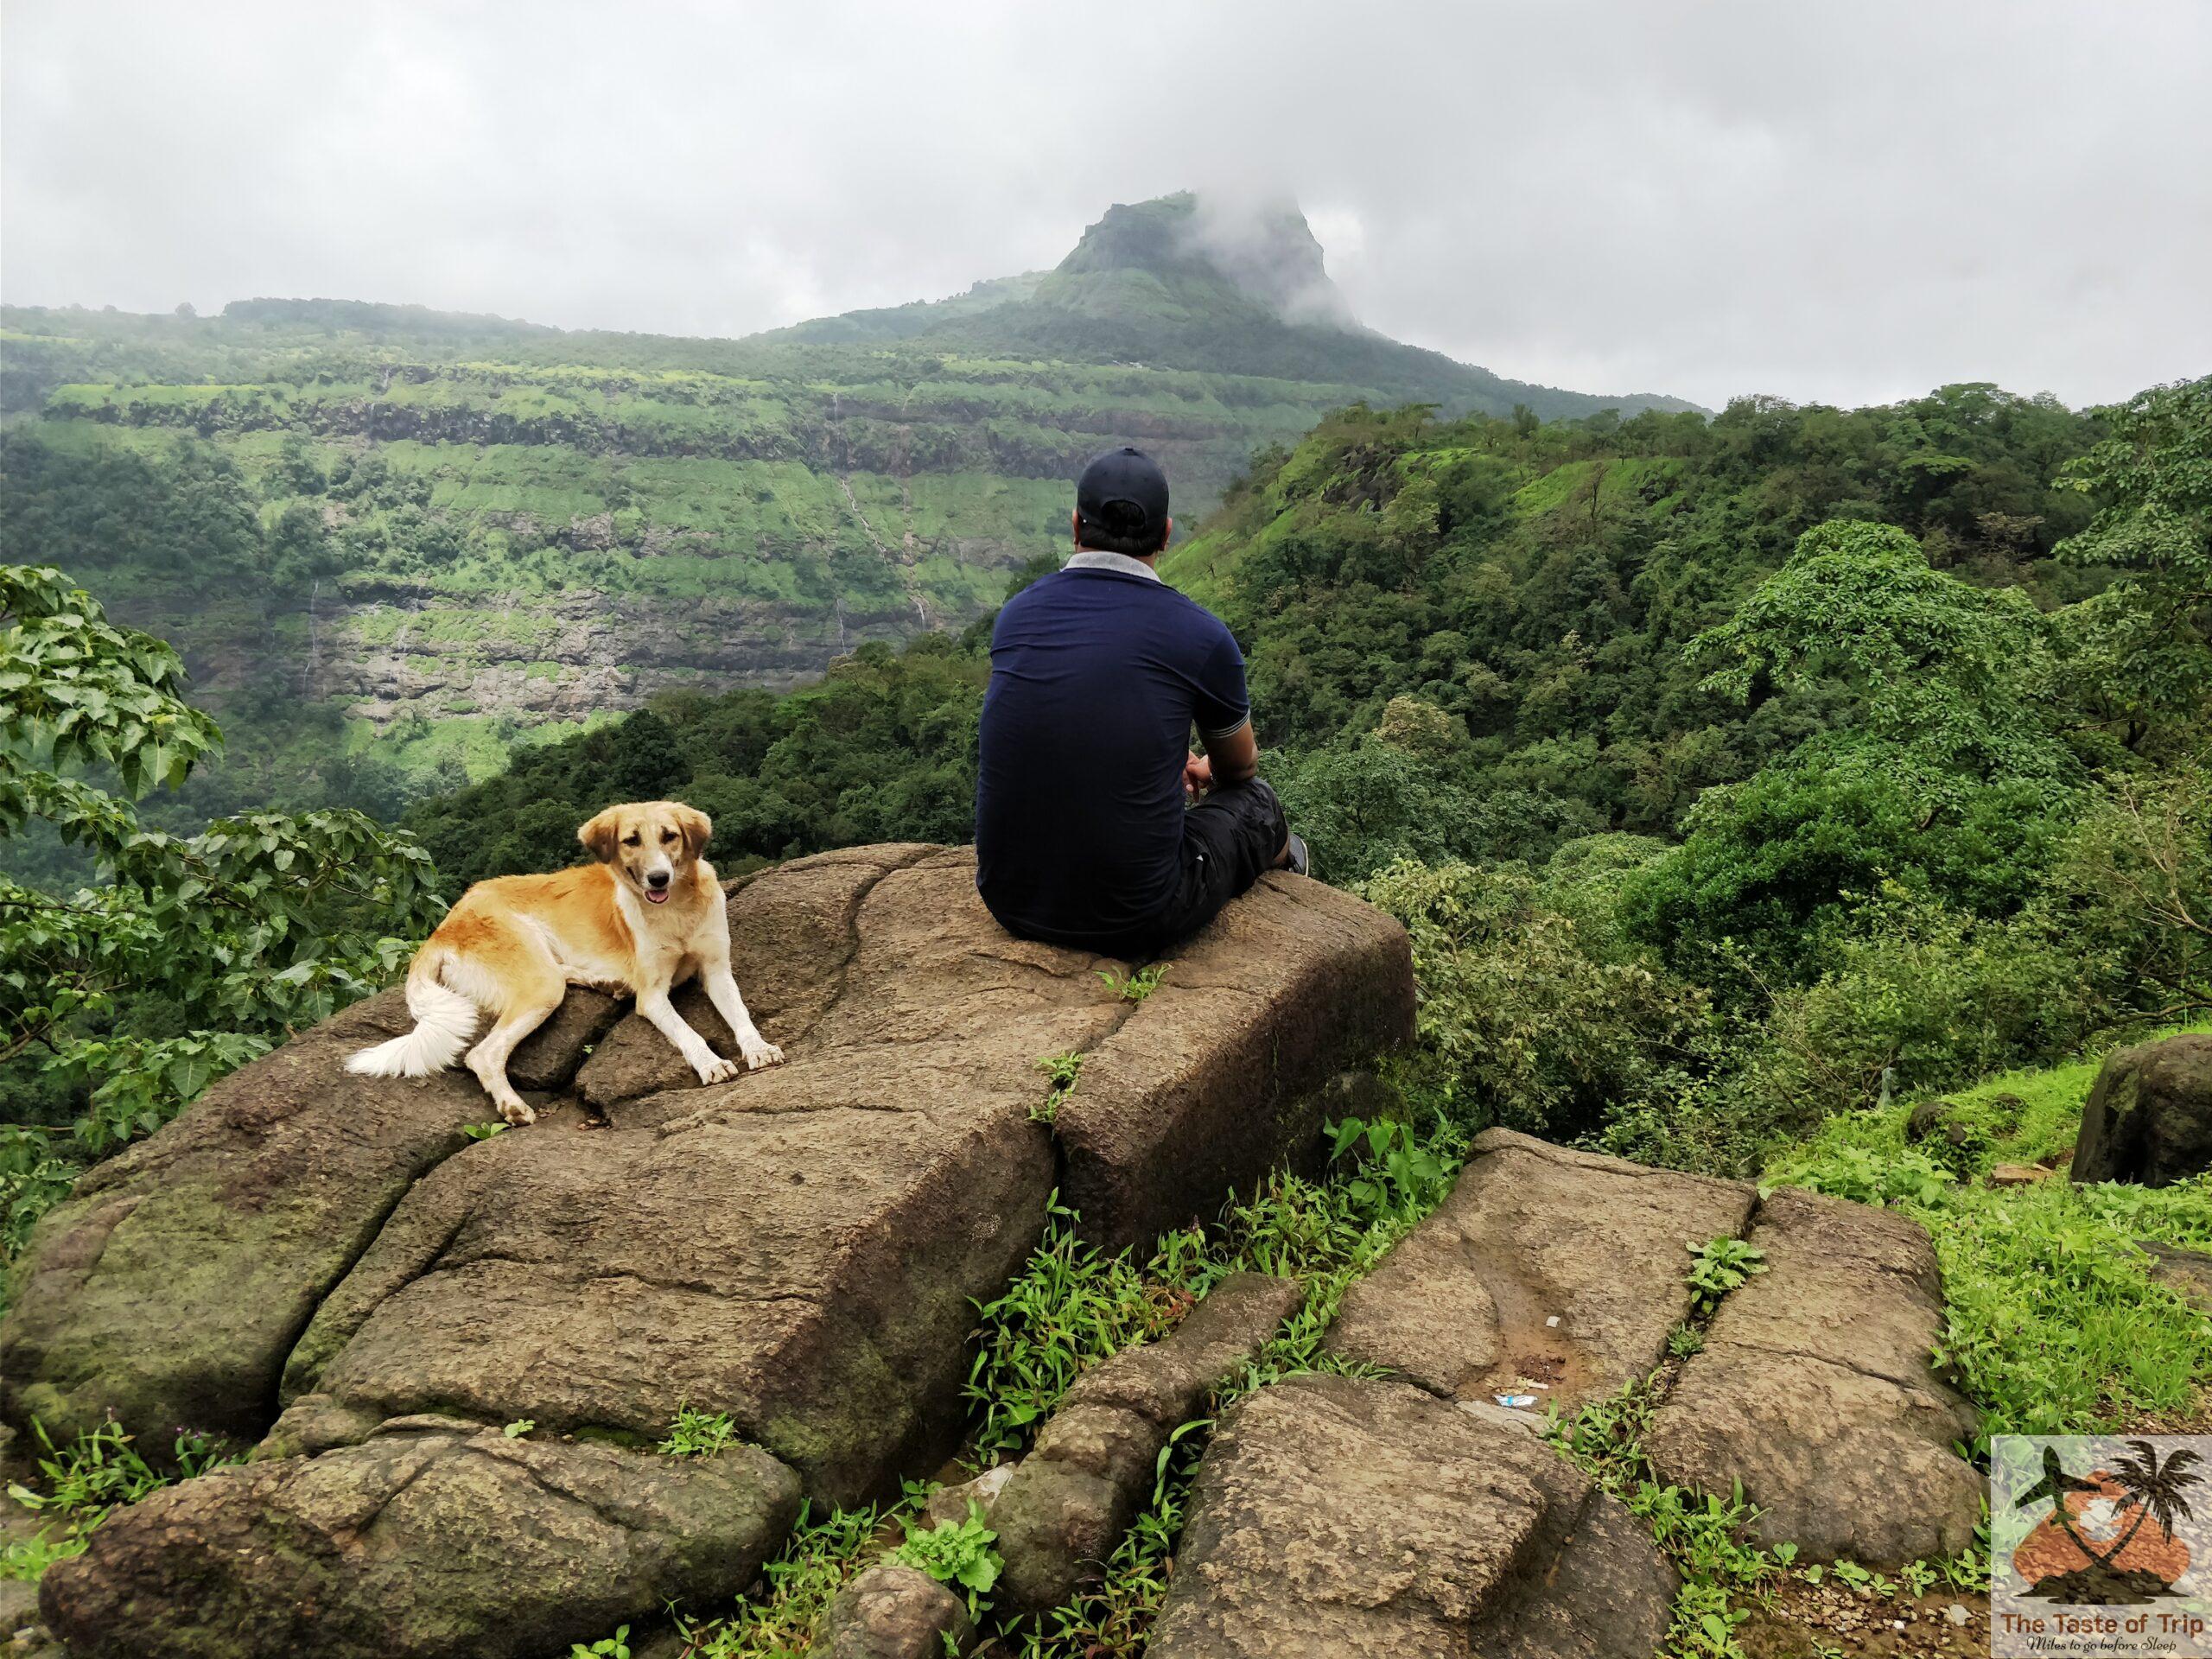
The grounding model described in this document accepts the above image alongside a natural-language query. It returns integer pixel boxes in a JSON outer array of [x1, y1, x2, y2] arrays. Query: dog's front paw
[[499, 1099, 537, 1127], [696, 1053, 741, 1085], [742, 1041, 785, 1071]]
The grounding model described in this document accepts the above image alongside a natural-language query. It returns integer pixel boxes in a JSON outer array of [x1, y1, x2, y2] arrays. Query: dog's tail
[[346, 945, 480, 1078]]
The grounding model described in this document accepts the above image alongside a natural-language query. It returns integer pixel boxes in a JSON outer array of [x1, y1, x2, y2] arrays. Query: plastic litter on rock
[[1495, 1394, 1540, 1410]]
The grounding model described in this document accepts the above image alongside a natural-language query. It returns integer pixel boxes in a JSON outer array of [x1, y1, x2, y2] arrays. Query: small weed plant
[[891, 1500, 1002, 1616], [1031, 1052, 1083, 1125], [1325, 1116, 1452, 1215], [1686, 1236, 1767, 1313], [677, 1500, 890, 1656], [1096, 964, 1164, 1002], [502, 1419, 534, 1439], [658, 1405, 738, 1459], [568, 1626, 628, 1659], [3, 1418, 229, 1581]]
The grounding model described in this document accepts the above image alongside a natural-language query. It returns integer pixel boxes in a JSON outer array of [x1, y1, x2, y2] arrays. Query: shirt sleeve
[[1192, 623, 1252, 741]]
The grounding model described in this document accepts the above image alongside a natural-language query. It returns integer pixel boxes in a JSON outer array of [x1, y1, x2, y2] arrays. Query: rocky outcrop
[[2071, 1033, 2212, 1186], [41, 1420, 799, 1659], [1146, 1374, 1677, 1659], [810, 1563, 976, 1659], [0, 986, 624, 1451], [1325, 1129, 1755, 1412], [991, 1272, 1303, 1612], [1643, 1187, 1981, 1566], [16, 845, 1412, 1657]]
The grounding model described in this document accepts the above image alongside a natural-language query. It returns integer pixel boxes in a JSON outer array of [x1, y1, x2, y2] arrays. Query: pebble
[[1946, 1603, 1972, 1627]]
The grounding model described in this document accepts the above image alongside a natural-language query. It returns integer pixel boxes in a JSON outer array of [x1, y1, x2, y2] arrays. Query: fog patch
[[1180, 193, 1358, 330]]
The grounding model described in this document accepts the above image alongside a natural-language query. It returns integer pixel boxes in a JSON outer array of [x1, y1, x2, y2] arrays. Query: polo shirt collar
[[1065, 550, 1161, 582]]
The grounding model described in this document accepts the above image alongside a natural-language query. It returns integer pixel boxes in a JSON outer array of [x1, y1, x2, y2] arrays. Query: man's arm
[[1185, 720, 1259, 796]]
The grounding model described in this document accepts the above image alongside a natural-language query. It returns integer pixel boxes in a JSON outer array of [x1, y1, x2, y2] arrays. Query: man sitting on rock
[[975, 446, 1308, 957]]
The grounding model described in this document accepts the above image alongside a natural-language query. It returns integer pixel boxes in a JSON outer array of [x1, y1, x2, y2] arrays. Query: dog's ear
[[577, 807, 623, 863], [672, 804, 712, 860]]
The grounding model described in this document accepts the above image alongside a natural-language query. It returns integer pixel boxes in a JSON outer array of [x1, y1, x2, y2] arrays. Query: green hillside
[[0, 194, 1690, 825]]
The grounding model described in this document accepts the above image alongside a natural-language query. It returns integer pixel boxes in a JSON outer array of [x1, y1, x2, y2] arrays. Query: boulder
[[2071, 1034, 2212, 1187], [992, 1272, 1303, 1611], [1145, 1374, 1676, 1659], [0, 983, 620, 1450], [1051, 874, 1416, 1250], [1325, 1128, 1755, 1411], [40, 1421, 799, 1659], [2141, 1239, 2212, 1313], [1643, 1186, 1981, 1566], [810, 1562, 976, 1659], [14, 845, 1411, 1656]]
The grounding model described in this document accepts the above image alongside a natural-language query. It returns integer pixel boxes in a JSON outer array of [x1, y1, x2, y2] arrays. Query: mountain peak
[[1055, 192, 1355, 328]]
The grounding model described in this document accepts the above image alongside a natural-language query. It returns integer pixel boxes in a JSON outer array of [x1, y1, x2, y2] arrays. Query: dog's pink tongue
[[646, 889, 670, 904]]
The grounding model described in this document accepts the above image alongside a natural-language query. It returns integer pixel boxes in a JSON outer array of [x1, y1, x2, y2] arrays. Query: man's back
[[974, 555, 1249, 949]]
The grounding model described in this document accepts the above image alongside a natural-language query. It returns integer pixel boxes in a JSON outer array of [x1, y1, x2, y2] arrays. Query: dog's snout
[[646, 869, 671, 889]]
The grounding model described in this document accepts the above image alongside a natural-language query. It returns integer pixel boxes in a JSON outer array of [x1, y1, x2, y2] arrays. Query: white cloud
[[3, 0, 2207, 408]]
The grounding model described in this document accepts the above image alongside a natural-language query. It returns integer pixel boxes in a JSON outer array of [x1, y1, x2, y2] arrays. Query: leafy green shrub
[[1358, 856, 1710, 1141], [0, 565, 443, 1274], [658, 1405, 738, 1459], [1750, 887, 2102, 1121], [1767, 1037, 2212, 1435], [1685, 1237, 1767, 1313], [890, 1501, 1001, 1615]]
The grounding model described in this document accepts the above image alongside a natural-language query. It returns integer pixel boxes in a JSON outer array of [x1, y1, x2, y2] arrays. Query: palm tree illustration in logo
[[2093, 1440, 2202, 1570], [2011, 1439, 2204, 1603]]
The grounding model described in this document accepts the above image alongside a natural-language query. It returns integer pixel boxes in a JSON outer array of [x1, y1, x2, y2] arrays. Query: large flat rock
[[14, 844, 1411, 1655], [1325, 1129, 1755, 1411], [40, 1420, 799, 1659], [1055, 873, 1415, 1250], [0, 984, 621, 1450], [1147, 1373, 1676, 1659], [1643, 1187, 1982, 1566]]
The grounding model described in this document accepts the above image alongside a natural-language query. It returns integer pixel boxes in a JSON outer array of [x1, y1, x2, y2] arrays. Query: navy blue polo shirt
[[976, 553, 1251, 946]]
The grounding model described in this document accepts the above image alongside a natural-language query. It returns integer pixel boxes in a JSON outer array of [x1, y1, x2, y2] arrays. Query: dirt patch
[[1741, 1581, 1987, 1659]]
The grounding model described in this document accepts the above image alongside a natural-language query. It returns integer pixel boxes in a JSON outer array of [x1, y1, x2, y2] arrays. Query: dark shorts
[[1114, 777, 1287, 957]]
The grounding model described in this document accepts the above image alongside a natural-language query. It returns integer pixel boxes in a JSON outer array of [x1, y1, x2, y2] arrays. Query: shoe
[[1284, 832, 1311, 878]]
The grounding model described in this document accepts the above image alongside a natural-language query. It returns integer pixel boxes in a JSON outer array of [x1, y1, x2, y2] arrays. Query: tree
[[2055, 376, 2212, 753], [1, 566, 443, 1179]]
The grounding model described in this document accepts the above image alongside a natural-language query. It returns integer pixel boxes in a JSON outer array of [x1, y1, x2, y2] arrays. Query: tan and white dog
[[346, 801, 782, 1122]]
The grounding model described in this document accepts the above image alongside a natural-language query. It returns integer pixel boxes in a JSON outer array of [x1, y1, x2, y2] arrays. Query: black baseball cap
[[1076, 447, 1170, 540]]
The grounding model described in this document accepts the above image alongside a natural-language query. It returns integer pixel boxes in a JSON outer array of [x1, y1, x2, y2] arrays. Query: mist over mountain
[[773, 193, 1696, 420]]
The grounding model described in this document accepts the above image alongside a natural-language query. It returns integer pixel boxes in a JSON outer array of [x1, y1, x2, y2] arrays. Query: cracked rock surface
[[1146, 1374, 1677, 1659], [41, 1419, 800, 1659], [1325, 1128, 1755, 1412], [992, 1271, 1304, 1611], [1643, 1186, 1982, 1566], [10, 845, 1412, 1658]]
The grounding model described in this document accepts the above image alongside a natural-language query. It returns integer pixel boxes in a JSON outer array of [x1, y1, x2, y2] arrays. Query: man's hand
[[1184, 751, 1214, 800]]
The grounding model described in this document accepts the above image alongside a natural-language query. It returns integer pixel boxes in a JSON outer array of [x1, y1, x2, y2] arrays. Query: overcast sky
[[4, 1, 2207, 410]]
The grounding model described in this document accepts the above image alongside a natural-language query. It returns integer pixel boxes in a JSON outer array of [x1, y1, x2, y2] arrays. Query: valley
[[0, 193, 1691, 810]]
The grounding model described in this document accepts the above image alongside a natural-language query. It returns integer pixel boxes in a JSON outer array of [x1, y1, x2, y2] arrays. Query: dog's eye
[[660, 830, 677, 843], [622, 833, 641, 847]]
